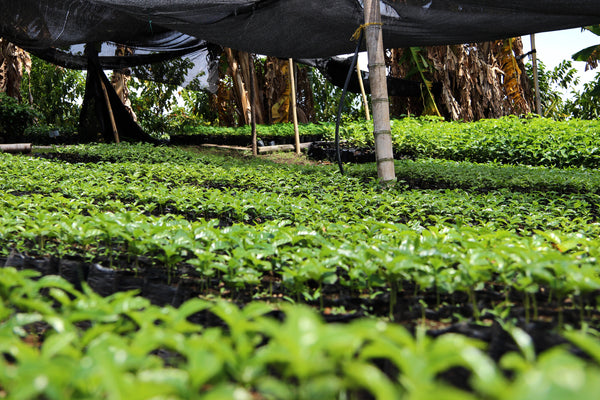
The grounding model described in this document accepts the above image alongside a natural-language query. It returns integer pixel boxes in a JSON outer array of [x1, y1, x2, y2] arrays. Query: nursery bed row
[[2, 208, 600, 322], [2, 267, 600, 400], [328, 116, 600, 169], [29, 142, 600, 198], [4, 246, 600, 329], [129, 116, 600, 170], [36, 143, 600, 195], [3, 178, 599, 234], [4, 149, 600, 234], [169, 121, 330, 146]]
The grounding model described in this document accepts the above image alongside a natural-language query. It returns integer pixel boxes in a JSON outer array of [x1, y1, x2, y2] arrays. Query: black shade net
[[2, 0, 599, 90], [1, 1, 599, 141], [301, 57, 439, 98], [2, 1, 599, 58]]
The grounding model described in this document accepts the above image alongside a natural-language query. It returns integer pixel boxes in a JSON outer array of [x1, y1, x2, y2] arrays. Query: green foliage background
[[21, 55, 85, 130], [0, 92, 41, 141]]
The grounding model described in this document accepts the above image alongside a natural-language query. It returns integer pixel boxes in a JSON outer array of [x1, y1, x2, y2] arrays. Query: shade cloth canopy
[[2, 0, 599, 60], [2, 1, 599, 143]]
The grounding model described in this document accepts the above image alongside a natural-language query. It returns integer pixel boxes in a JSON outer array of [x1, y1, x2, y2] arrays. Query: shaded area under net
[[78, 46, 161, 144]]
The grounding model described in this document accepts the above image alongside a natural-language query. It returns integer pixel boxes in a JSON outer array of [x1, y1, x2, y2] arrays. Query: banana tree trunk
[[239, 51, 265, 124], [110, 45, 137, 121], [0, 38, 30, 102], [225, 48, 251, 125]]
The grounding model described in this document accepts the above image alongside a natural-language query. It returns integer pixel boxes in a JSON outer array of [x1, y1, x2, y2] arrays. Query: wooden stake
[[530, 34, 542, 115], [364, 0, 395, 183], [356, 58, 370, 121], [98, 71, 120, 143], [249, 53, 258, 156], [288, 58, 301, 155]]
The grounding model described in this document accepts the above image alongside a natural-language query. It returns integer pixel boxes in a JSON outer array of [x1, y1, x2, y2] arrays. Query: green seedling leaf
[[41, 331, 78, 359], [564, 330, 600, 365], [504, 324, 536, 364], [343, 361, 400, 400]]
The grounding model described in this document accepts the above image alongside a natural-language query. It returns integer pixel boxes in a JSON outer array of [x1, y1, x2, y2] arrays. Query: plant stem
[[389, 279, 398, 321]]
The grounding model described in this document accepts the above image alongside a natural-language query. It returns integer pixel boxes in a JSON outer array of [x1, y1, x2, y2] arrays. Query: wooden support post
[[530, 34, 542, 115], [289, 58, 301, 155], [98, 71, 120, 143], [249, 53, 258, 156], [356, 58, 370, 121], [364, 0, 395, 183]]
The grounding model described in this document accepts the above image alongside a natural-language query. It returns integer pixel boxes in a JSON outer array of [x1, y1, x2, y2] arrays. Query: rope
[[335, 28, 365, 175], [350, 22, 383, 41]]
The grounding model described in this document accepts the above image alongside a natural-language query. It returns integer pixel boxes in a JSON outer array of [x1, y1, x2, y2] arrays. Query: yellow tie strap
[[350, 22, 384, 41]]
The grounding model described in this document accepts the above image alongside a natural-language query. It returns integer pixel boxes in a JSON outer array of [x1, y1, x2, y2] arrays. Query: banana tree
[[0, 38, 31, 101], [571, 25, 600, 70], [387, 39, 533, 121], [569, 25, 600, 119], [408, 47, 443, 117]]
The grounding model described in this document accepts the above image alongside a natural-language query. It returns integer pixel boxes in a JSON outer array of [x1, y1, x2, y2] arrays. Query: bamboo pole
[[288, 58, 301, 155], [249, 53, 258, 156], [0, 143, 32, 153], [98, 71, 120, 143], [356, 59, 370, 121], [364, 0, 395, 183], [530, 34, 542, 115]]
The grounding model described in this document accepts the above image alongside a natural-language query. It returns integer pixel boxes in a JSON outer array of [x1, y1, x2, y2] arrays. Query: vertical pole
[[364, 0, 395, 183], [249, 53, 258, 156], [356, 59, 371, 121], [98, 71, 120, 143], [530, 34, 542, 115], [289, 58, 301, 155]]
